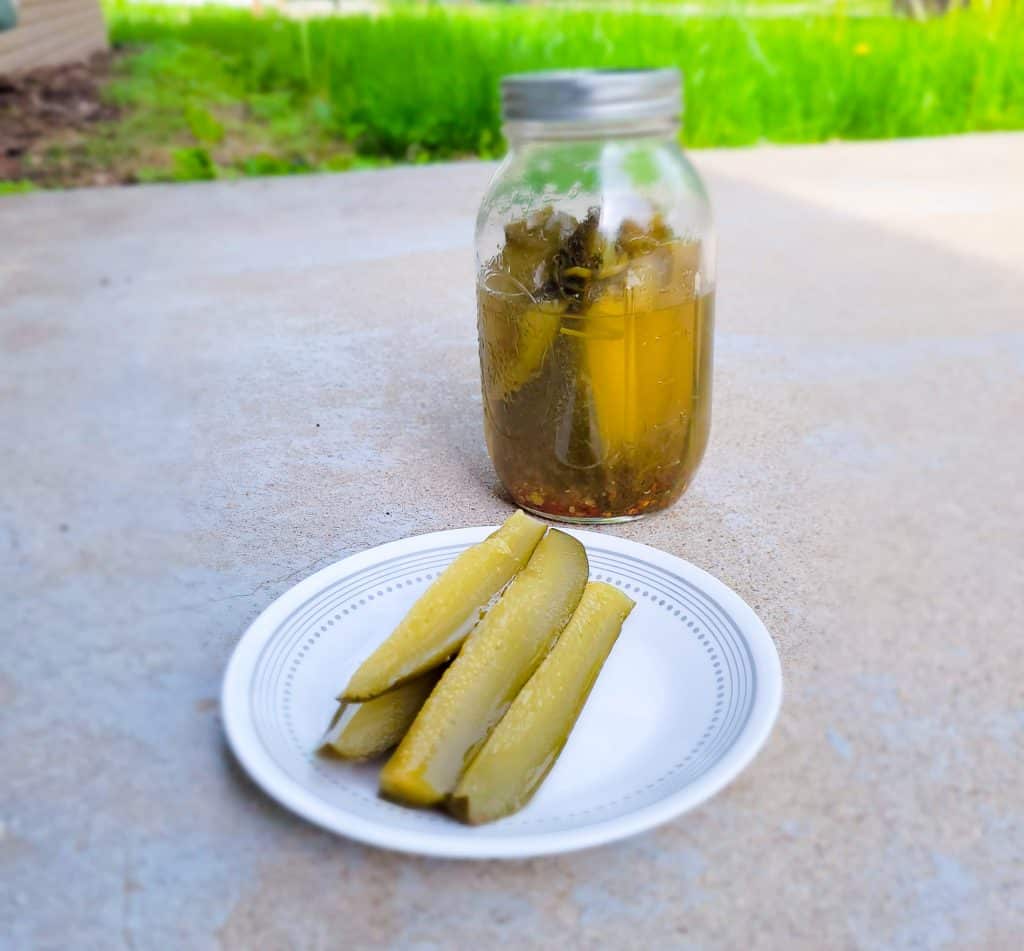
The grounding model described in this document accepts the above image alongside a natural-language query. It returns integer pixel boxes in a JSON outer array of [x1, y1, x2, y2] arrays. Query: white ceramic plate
[[222, 526, 782, 859]]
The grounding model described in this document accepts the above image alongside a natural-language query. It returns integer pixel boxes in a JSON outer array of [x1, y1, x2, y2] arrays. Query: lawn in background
[[10, 1, 1024, 186]]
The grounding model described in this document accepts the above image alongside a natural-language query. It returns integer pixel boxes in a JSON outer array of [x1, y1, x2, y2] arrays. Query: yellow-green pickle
[[379, 529, 588, 807], [318, 667, 444, 760], [450, 581, 634, 824], [478, 208, 713, 521], [342, 510, 546, 700]]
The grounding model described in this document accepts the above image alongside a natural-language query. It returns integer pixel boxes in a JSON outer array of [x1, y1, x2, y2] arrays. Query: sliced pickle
[[582, 241, 702, 461], [318, 667, 443, 760], [478, 286, 566, 402], [681, 293, 715, 477], [341, 510, 546, 701], [449, 582, 634, 825], [379, 529, 588, 807]]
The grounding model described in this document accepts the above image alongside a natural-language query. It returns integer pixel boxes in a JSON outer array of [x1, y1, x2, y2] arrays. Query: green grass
[[103, 2, 1024, 161], [98, 39, 373, 182], [9, 37, 385, 187], [0, 179, 38, 195], [8, 3, 1021, 189]]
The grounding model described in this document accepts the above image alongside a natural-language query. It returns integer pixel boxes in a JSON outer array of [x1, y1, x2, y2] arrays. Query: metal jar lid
[[501, 68, 681, 124]]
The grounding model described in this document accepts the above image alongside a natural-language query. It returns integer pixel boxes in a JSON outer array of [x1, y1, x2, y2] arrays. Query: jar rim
[[501, 68, 682, 124]]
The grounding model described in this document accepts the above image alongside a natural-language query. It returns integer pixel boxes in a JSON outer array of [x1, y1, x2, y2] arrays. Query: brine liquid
[[478, 285, 714, 521]]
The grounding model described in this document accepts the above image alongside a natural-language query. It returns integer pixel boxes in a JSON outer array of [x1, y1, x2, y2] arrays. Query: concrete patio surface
[[2, 133, 1022, 949]]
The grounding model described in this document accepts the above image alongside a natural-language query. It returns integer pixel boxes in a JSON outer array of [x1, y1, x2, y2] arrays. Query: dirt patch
[[0, 42, 367, 189], [0, 51, 121, 186]]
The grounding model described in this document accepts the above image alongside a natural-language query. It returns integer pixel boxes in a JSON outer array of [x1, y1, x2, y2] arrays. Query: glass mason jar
[[476, 69, 715, 523]]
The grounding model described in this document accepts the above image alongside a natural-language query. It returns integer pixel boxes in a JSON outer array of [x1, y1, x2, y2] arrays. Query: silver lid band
[[501, 69, 682, 124]]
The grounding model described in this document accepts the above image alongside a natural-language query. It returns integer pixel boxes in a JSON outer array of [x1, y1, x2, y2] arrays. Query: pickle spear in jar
[[478, 288, 566, 403], [319, 667, 444, 760], [477, 208, 577, 403], [449, 582, 634, 825], [582, 234, 703, 462], [379, 529, 588, 807], [341, 510, 546, 701]]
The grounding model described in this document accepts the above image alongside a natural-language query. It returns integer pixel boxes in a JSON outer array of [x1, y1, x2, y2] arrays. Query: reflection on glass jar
[[476, 70, 715, 522]]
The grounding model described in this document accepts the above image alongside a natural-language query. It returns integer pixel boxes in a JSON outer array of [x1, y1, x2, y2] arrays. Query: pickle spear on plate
[[449, 582, 634, 824], [319, 667, 444, 760], [341, 510, 546, 701], [379, 529, 588, 807]]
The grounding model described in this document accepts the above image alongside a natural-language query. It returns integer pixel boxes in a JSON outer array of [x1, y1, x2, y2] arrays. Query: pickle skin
[[449, 582, 634, 825], [379, 529, 589, 807], [318, 667, 444, 760], [341, 510, 547, 701], [480, 298, 565, 402]]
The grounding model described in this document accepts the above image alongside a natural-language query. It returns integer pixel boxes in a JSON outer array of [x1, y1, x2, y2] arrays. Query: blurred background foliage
[[3, 0, 1023, 188]]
